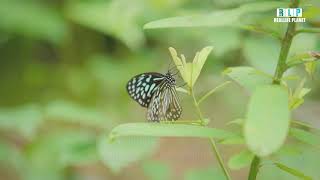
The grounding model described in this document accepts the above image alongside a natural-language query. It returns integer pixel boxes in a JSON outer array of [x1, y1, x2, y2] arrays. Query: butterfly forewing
[[126, 73, 165, 107]]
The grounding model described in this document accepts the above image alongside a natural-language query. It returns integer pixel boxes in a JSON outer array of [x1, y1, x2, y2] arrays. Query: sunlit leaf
[[244, 85, 290, 156], [66, 0, 145, 50], [223, 66, 272, 92], [109, 123, 235, 140], [45, 100, 109, 128], [169, 46, 213, 88], [228, 150, 254, 169], [98, 135, 158, 173], [144, 1, 287, 29]]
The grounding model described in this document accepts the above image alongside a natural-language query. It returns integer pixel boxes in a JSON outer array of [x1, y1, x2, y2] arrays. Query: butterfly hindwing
[[126, 72, 165, 107], [165, 87, 182, 120], [147, 83, 182, 122]]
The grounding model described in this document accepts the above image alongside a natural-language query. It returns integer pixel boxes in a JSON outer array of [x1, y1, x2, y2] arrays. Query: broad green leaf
[[289, 128, 320, 148], [109, 123, 235, 140], [243, 37, 280, 74], [228, 150, 254, 169], [223, 66, 272, 92], [184, 166, 226, 180], [0, 104, 42, 139], [275, 163, 312, 180], [66, 0, 144, 50], [144, 1, 287, 29], [45, 100, 109, 128], [98, 135, 158, 173], [142, 160, 171, 180], [244, 85, 290, 157], [0, 1, 68, 44]]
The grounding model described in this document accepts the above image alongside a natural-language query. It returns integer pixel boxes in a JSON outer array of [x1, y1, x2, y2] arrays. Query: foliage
[[0, 0, 320, 180]]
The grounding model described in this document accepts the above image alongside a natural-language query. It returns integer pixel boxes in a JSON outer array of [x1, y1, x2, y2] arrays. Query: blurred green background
[[0, 0, 320, 180]]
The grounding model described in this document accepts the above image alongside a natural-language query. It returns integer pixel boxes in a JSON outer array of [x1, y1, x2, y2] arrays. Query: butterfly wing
[[126, 72, 165, 107], [147, 83, 182, 122], [165, 87, 182, 120]]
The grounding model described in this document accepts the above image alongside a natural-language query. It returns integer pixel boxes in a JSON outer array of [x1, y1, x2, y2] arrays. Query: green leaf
[[144, 1, 287, 29], [66, 0, 144, 50], [304, 61, 317, 78], [244, 85, 290, 157], [109, 123, 235, 140], [191, 46, 214, 87], [0, 1, 68, 44], [98, 135, 158, 173], [169, 46, 213, 88], [223, 66, 272, 92], [0, 104, 42, 139], [228, 150, 254, 170], [289, 78, 311, 110], [243, 37, 280, 74], [275, 162, 312, 180], [287, 51, 320, 69], [45, 100, 109, 128], [289, 128, 320, 148], [184, 166, 227, 180], [142, 160, 171, 180]]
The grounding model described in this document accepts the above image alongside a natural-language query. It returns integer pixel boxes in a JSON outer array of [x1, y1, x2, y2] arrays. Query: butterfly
[[126, 72, 182, 122]]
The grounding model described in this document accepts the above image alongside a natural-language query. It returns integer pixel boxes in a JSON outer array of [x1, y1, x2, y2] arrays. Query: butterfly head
[[165, 72, 176, 86]]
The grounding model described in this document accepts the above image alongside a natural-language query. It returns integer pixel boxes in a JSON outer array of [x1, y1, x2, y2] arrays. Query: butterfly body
[[126, 72, 182, 122]]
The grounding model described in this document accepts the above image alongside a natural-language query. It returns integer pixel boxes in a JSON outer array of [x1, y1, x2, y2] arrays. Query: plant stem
[[273, 0, 300, 84], [190, 88, 232, 180], [249, 0, 300, 179], [248, 156, 261, 180]]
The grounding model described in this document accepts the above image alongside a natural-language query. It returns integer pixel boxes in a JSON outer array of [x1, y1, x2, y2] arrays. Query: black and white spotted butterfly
[[126, 72, 182, 122]]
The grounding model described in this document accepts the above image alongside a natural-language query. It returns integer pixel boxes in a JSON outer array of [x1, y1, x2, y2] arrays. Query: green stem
[[249, 0, 300, 179], [248, 156, 261, 180], [190, 88, 232, 180], [273, 0, 299, 84]]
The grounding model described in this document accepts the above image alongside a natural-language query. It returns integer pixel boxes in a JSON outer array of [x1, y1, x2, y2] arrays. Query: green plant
[[105, 0, 320, 179]]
